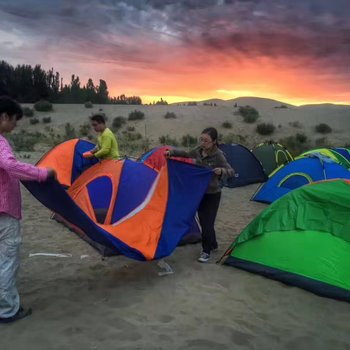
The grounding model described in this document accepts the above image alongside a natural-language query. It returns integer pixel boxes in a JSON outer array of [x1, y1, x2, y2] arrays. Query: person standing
[[166, 127, 234, 263], [0, 96, 55, 323]]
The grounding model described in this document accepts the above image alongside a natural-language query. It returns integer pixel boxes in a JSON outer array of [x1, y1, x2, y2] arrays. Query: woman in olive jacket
[[166, 127, 234, 263]]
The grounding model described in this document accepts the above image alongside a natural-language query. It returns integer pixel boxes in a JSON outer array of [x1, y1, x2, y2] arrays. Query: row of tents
[[23, 138, 350, 303]]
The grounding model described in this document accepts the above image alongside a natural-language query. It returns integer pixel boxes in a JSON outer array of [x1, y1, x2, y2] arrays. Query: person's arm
[[0, 139, 48, 182], [94, 134, 112, 159], [213, 152, 235, 179]]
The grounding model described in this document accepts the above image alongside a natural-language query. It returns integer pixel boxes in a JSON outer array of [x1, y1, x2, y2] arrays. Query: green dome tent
[[252, 141, 293, 176], [222, 179, 350, 302]]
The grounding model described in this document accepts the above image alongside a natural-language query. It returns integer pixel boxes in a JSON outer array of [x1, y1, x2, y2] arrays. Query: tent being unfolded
[[23, 159, 212, 261]]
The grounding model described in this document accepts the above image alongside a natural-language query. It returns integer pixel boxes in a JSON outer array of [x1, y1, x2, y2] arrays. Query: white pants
[[0, 214, 21, 318]]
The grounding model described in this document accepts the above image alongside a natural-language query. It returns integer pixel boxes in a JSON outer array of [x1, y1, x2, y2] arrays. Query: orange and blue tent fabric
[[138, 145, 194, 171], [23, 159, 212, 261], [36, 138, 98, 187]]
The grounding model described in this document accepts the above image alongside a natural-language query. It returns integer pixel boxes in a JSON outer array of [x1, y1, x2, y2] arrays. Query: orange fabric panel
[[37, 139, 78, 187], [100, 165, 169, 260], [68, 159, 123, 224]]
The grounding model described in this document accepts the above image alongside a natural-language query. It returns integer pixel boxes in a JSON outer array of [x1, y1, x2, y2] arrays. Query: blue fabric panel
[[154, 160, 212, 259], [252, 158, 350, 204], [219, 144, 267, 188], [112, 160, 157, 223], [333, 148, 350, 162], [22, 178, 146, 260], [71, 140, 98, 184], [87, 176, 113, 209]]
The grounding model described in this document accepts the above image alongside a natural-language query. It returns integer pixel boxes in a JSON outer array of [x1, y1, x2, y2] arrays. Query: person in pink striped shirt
[[0, 96, 56, 324]]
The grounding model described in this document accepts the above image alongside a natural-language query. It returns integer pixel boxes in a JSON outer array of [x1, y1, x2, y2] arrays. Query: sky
[[1, 0, 350, 105]]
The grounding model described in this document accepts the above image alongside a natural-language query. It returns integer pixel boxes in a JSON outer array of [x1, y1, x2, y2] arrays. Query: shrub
[[127, 132, 142, 141], [274, 105, 288, 109], [256, 123, 275, 135], [222, 133, 247, 145], [279, 135, 311, 156], [181, 134, 197, 148], [7, 130, 44, 151], [30, 117, 39, 125], [295, 133, 308, 144], [79, 123, 91, 136], [164, 112, 177, 119], [64, 123, 77, 139], [315, 123, 332, 134], [84, 101, 93, 108], [315, 137, 333, 148], [187, 102, 197, 106], [127, 126, 135, 132], [112, 116, 126, 130], [42, 117, 51, 124], [23, 107, 34, 117], [128, 110, 144, 120], [34, 99, 52, 112], [159, 135, 179, 146], [222, 121, 232, 129], [239, 105, 260, 123], [289, 121, 302, 128]]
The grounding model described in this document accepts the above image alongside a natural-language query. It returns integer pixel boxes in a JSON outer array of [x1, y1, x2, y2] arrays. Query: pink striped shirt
[[0, 135, 48, 220]]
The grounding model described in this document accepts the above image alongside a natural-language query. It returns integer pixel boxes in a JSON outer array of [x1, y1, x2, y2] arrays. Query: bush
[[181, 134, 197, 147], [222, 121, 232, 129], [222, 133, 247, 145], [34, 99, 52, 112], [279, 135, 311, 156], [315, 137, 333, 148], [164, 112, 177, 119], [126, 132, 142, 141], [128, 110, 144, 121], [112, 116, 126, 130], [84, 101, 93, 108], [30, 117, 39, 125], [79, 123, 91, 137], [7, 130, 44, 151], [23, 107, 34, 117], [238, 106, 259, 123], [159, 135, 179, 146], [127, 126, 135, 132], [295, 133, 308, 144], [315, 123, 332, 134], [64, 123, 77, 139], [42, 117, 51, 124], [256, 123, 275, 135], [288, 121, 302, 128]]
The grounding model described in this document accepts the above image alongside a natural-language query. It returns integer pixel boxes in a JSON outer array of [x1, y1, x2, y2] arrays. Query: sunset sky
[[1, 0, 350, 105]]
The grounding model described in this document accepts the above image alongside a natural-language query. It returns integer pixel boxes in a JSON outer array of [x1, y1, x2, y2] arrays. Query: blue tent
[[219, 144, 267, 188], [252, 157, 350, 204]]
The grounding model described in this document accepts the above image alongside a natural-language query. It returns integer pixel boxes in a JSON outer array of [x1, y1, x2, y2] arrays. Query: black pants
[[198, 192, 221, 254]]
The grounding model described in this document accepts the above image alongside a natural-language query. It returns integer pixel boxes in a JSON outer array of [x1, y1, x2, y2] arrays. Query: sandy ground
[[2, 181, 350, 349], [2, 100, 350, 348]]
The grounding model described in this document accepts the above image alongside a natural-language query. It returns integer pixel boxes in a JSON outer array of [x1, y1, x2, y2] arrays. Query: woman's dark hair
[[201, 127, 218, 145], [0, 96, 23, 120], [91, 114, 106, 124]]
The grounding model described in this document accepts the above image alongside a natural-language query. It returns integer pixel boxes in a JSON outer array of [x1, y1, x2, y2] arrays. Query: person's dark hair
[[0, 96, 23, 120], [201, 127, 218, 145], [91, 114, 106, 124]]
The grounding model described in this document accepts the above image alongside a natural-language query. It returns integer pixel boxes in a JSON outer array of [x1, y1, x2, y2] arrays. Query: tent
[[301, 148, 350, 169], [252, 141, 293, 175], [222, 179, 350, 302], [37, 138, 98, 187], [23, 159, 212, 260], [252, 156, 350, 204], [138, 145, 194, 171], [218, 143, 267, 187]]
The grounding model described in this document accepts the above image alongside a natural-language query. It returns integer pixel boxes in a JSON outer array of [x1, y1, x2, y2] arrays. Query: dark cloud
[[0, 1, 349, 73]]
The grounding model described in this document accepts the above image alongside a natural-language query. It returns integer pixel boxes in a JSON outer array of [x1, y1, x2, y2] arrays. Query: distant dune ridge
[[19, 97, 350, 157]]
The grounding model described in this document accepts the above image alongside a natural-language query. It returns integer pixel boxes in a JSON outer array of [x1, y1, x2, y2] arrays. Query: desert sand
[[2, 99, 350, 349]]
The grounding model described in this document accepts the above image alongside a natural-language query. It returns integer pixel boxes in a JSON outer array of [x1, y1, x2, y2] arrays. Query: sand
[[2, 100, 350, 349]]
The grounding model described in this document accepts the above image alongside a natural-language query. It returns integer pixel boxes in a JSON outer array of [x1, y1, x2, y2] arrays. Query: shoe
[[197, 252, 210, 263], [0, 306, 32, 324]]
